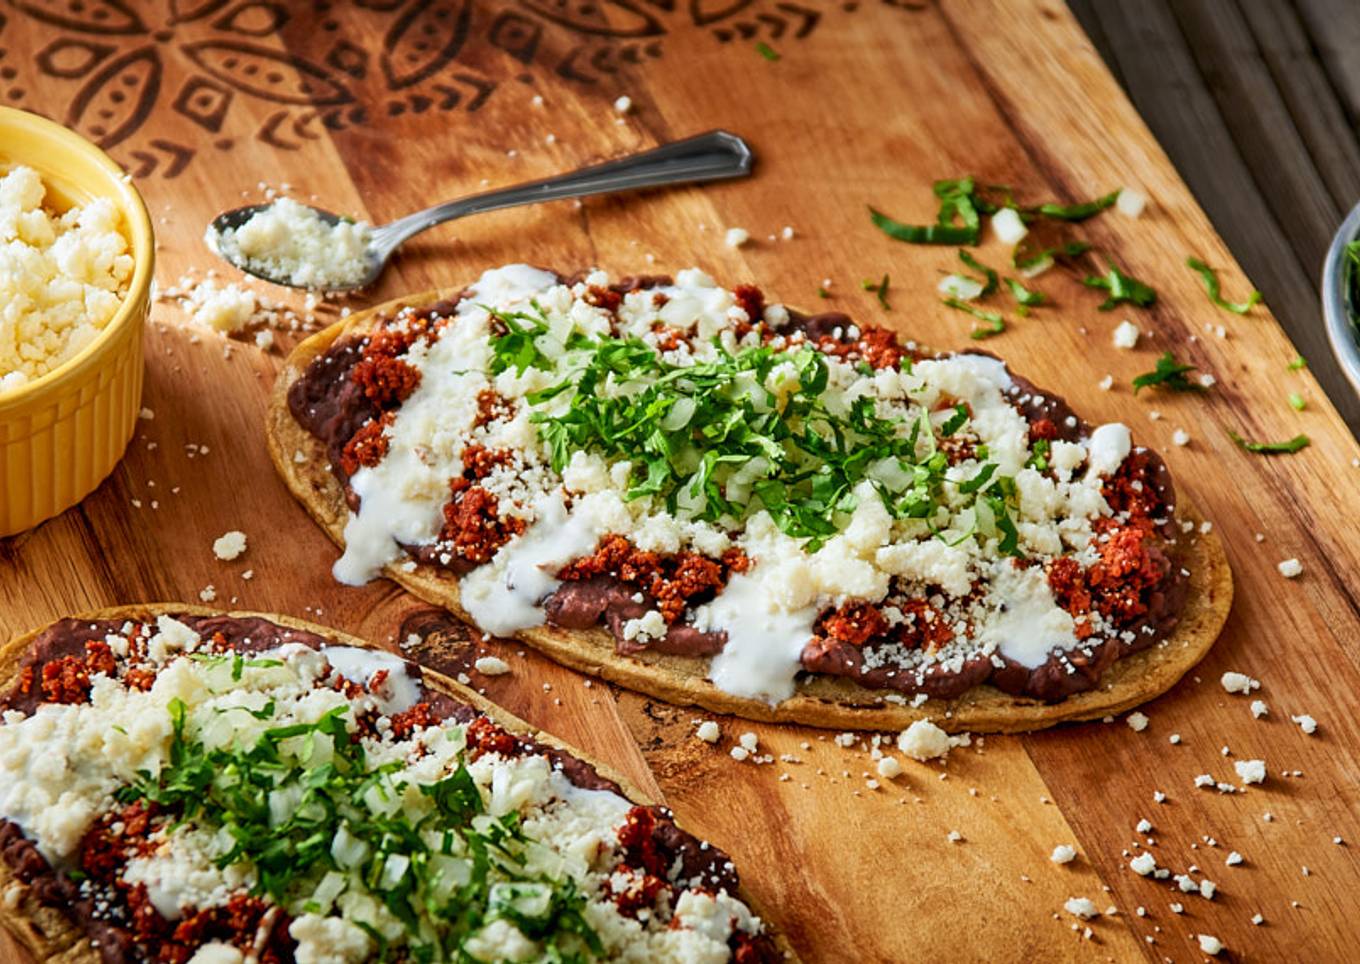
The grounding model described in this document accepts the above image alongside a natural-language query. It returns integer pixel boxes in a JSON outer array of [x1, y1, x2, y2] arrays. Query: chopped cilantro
[[1034, 190, 1120, 221], [1287, 393, 1306, 411], [957, 250, 998, 297], [755, 41, 780, 61], [1186, 257, 1261, 314], [942, 297, 1006, 339], [486, 302, 557, 375], [817, 286, 831, 299], [1084, 261, 1157, 310], [1229, 431, 1310, 454], [1004, 277, 1045, 307], [1132, 352, 1204, 394], [861, 274, 891, 310], [1288, 354, 1307, 371], [1012, 239, 1091, 273], [869, 205, 978, 246]]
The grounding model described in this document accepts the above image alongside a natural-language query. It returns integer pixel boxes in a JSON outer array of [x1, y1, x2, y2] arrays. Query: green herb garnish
[[1186, 257, 1262, 314], [869, 205, 977, 246], [1288, 354, 1307, 371], [942, 297, 1006, 339], [755, 41, 780, 61], [957, 250, 998, 297], [1132, 352, 1205, 394], [1004, 277, 1045, 307], [1288, 393, 1306, 412], [1229, 431, 1310, 454], [1012, 239, 1091, 273], [1084, 261, 1157, 310], [1034, 190, 1120, 221], [861, 274, 891, 310]]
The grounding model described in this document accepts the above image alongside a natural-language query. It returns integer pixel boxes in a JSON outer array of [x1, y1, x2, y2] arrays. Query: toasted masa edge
[[265, 290, 1235, 735], [0, 602, 799, 963]]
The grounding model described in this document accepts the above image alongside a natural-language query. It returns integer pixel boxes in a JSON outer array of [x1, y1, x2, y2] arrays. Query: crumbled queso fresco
[[210, 197, 372, 290], [0, 165, 133, 393]]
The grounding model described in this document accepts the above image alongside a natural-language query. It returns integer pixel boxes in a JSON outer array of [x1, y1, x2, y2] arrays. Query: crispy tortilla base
[[0, 604, 798, 963], [267, 292, 1234, 734]]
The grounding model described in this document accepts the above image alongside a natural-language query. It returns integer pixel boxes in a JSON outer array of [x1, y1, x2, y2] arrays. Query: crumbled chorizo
[[440, 481, 525, 565], [584, 285, 622, 313], [388, 701, 440, 740], [556, 536, 735, 623], [474, 389, 512, 428], [460, 443, 514, 480], [1028, 418, 1059, 442], [351, 353, 420, 406], [732, 284, 765, 324], [819, 601, 889, 645], [340, 413, 392, 476], [40, 655, 91, 703], [616, 806, 669, 878], [465, 715, 518, 759]]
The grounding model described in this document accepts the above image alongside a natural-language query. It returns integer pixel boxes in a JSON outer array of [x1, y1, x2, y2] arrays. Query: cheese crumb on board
[[1250, 699, 1268, 718], [0, 165, 133, 392], [724, 227, 750, 248], [1291, 713, 1318, 735], [1064, 897, 1098, 920], [211, 530, 247, 561], [695, 720, 721, 743], [1197, 934, 1224, 956], [1126, 711, 1149, 732], [472, 655, 510, 676], [1129, 853, 1156, 875], [1112, 320, 1140, 349], [1050, 845, 1077, 865], [1277, 558, 1303, 578], [1220, 671, 1260, 694], [1234, 759, 1266, 785], [897, 720, 969, 762]]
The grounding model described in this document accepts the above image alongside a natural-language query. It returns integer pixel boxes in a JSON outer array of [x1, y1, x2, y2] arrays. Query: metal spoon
[[207, 130, 754, 291]]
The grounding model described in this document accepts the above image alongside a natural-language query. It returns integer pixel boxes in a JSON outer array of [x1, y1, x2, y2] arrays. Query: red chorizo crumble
[[474, 388, 513, 428], [340, 412, 393, 476], [460, 443, 514, 480], [794, 323, 905, 371], [440, 480, 526, 565], [1028, 417, 1059, 442], [464, 715, 518, 760], [650, 322, 686, 352], [556, 535, 746, 623], [732, 284, 764, 324], [38, 639, 119, 703], [351, 353, 420, 406], [388, 701, 440, 740], [584, 284, 622, 313], [1101, 449, 1168, 531], [819, 601, 889, 645], [17, 664, 33, 696], [616, 806, 669, 878]]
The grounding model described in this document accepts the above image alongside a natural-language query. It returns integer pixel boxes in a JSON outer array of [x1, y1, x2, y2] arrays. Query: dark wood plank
[[1069, 0, 1360, 432]]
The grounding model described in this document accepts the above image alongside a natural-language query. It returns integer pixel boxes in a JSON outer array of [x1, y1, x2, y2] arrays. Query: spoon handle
[[372, 130, 753, 252]]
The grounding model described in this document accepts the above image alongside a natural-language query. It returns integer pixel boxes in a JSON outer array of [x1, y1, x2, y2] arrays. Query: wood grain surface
[[1070, 0, 1360, 432], [2, 1, 1358, 961]]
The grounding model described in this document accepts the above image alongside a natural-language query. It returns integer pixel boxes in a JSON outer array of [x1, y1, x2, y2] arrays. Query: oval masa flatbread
[[267, 280, 1234, 735], [0, 604, 796, 964]]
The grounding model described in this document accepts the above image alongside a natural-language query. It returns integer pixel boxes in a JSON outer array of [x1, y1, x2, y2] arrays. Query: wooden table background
[[2, 1, 1360, 961], [1071, 0, 1360, 434]]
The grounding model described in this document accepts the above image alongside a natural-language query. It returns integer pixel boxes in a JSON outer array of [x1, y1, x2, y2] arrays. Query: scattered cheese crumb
[[1251, 700, 1268, 719], [1126, 711, 1149, 732], [1169, 733, 1181, 745], [695, 721, 721, 743], [211, 530, 248, 561], [946, 830, 963, 843], [198, 585, 216, 602], [1291, 713, 1317, 735], [1129, 853, 1156, 876], [473, 656, 510, 676], [1050, 845, 1077, 865], [1234, 759, 1266, 785], [897, 720, 970, 761], [1251, 913, 1264, 925], [1112, 319, 1140, 349], [1136, 819, 1153, 834], [739, 732, 758, 752], [876, 756, 902, 780], [1098, 374, 1114, 391], [724, 227, 750, 248], [729, 746, 749, 762], [612, 95, 632, 113], [1172, 428, 1190, 446], [1064, 897, 1098, 920], [1220, 671, 1260, 695], [1226, 852, 1243, 866], [1277, 558, 1303, 578], [1197, 934, 1224, 956]]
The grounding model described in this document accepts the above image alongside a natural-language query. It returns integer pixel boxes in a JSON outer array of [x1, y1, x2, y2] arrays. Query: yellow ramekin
[[0, 107, 154, 536]]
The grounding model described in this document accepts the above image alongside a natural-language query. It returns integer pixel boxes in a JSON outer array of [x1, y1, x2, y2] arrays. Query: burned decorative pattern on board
[[3, 0, 850, 177]]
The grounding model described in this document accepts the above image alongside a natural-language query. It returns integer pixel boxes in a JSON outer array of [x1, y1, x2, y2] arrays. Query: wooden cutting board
[[2, 1, 1359, 960]]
